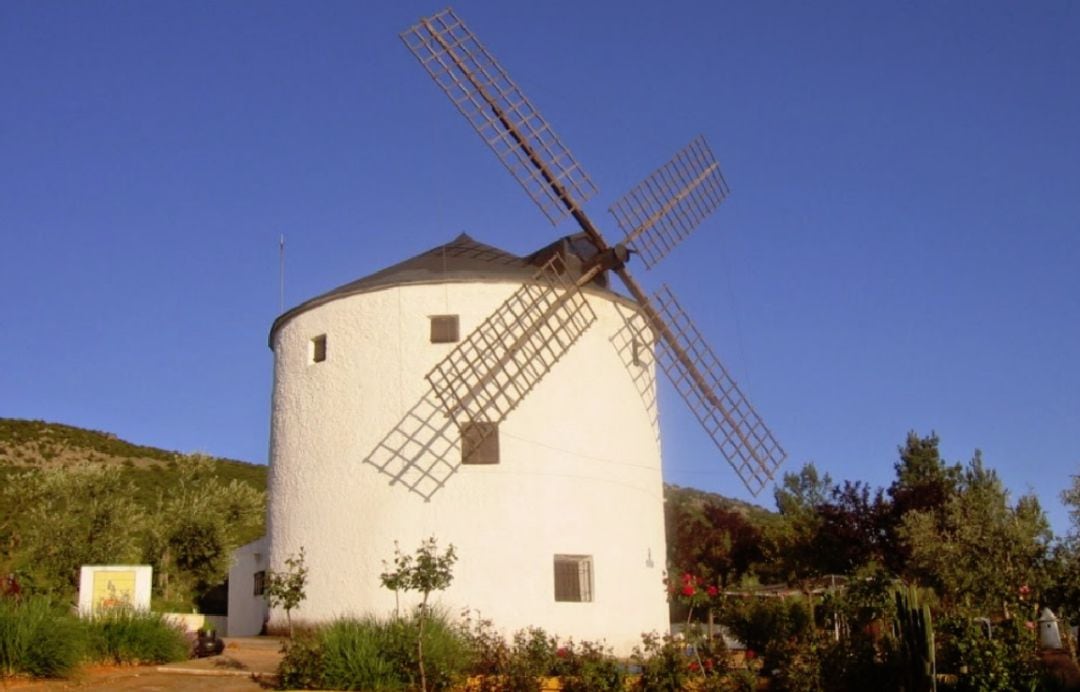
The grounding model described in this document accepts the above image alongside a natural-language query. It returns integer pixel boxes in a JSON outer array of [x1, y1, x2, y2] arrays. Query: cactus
[[894, 584, 936, 692]]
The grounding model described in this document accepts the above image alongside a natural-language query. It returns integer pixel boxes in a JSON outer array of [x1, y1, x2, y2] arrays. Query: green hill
[[0, 418, 268, 507]]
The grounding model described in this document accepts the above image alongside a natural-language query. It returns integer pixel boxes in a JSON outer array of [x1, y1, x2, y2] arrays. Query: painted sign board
[[78, 565, 152, 616]]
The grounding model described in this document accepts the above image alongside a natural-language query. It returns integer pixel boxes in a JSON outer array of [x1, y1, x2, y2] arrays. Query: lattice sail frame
[[401, 8, 597, 224], [609, 135, 730, 269], [425, 255, 597, 425], [649, 285, 785, 495]]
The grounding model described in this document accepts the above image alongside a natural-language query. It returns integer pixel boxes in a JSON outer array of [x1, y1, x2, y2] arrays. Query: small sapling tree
[[380, 537, 457, 692], [264, 547, 308, 638]]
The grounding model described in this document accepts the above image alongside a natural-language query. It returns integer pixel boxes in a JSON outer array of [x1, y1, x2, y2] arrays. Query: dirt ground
[[1, 637, 282, 691]]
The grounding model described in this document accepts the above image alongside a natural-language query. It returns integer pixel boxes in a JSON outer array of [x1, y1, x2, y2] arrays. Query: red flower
[[682, 573, 694, 585], [681, 584, 696, 597], [556, 647, 569, 658], [704, 658, 714, 671], [688, 661, 701, 672], [706, 585, 719, 597], [745, 649, 756, 660]]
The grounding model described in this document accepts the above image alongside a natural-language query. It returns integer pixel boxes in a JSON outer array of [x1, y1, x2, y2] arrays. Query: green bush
[[83, 609, 189, 665], [504, 627, 559, 691], [631, 631, 690, 692], [720, 596, 814, 658], [278, 611, 468, 691], [0, 597, 85, 679], [553, 639, 625, 692], [276, 630, 325, 690]]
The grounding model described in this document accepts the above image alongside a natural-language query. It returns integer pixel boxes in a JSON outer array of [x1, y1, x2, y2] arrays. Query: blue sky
[[2, 1, 1078, 534]]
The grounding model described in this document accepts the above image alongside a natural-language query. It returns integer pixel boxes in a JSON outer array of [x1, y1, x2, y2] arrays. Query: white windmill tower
[[233, 8, 787, 652]]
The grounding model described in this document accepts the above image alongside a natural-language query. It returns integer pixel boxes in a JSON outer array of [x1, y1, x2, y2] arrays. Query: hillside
[[0, 417, 770, 521], [0, 418, 268, 506], [664, 482, 775, 522]]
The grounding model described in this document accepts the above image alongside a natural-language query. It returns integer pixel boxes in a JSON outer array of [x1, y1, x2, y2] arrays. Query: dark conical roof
[[268, 233, 621, 346]]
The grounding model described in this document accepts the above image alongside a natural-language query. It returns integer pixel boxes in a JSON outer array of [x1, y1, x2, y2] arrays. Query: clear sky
[[2, 1, 1078, 534]]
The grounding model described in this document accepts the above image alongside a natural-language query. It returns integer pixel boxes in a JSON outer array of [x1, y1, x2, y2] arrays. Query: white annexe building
[[229, 234, 668, 653]]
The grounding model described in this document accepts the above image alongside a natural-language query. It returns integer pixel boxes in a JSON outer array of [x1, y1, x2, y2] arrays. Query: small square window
[[253, 570, 266, 597], [554, 555, 593, 602], [430, 315, 460, 343], [460, 421, 499, 464], [311, 334, 327, 363]]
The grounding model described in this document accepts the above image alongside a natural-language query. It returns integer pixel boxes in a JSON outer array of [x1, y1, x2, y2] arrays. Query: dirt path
[[1, 637, 282, 691]]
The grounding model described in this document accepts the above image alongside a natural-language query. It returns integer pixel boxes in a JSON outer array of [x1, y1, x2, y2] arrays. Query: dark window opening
[[430, 315, 460, 343], [554, 555, 593, 602], [460, 421, 499, 465], [311, 334, 327, 363], [253, 570, 266, 596]]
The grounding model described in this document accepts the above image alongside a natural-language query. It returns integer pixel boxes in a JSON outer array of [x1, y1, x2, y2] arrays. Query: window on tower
[[430, 315, 460, 343], [311, 334, 327, 363], [553, 555, 593, 602], [460, 421, 499, 464]]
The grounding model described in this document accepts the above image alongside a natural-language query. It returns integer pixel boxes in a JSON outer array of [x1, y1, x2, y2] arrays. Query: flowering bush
[[665, 572, 722, 622]]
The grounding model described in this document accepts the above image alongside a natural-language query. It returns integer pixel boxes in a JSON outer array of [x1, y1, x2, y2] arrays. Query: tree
[[143, 455, 264, 603], [813, 480, 890, 575], [766, 462, 834, 582], [380, 537, 457, 692], [900, 451, 1050, 618], [1047, 475, 1080, 620], [264, 547, 308, 637], [2, 466, 143, 597], [884, 432, 961, 573]]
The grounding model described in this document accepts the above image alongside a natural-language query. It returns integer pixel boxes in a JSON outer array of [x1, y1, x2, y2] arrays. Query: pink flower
[[1025, 621, 1036, 630], [745, 649, 756, 660]]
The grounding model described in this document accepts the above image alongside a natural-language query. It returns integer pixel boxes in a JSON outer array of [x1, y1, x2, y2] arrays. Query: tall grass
[[0, 597, 85, 679], [278, 610, 469, 691], [83, 609, 189, 665]]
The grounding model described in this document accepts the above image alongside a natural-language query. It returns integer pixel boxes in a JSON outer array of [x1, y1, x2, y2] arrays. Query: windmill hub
[[584, 244, 632, 274]]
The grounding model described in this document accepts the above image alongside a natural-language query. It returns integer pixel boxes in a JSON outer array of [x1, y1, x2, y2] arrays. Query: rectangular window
[[631, 338, 642, 366], [430, 315, 460, 343], [311, 334, 327, 363], [553, 555, 593, 602], [460, 421, 499, 465], [253, 570, 266, 596]]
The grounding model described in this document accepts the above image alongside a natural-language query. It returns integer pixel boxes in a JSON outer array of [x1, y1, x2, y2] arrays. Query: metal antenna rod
[[279, 234, 285, 313]]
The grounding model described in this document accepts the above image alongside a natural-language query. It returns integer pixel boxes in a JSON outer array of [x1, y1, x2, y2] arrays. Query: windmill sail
[[401, 8, 597, 224], [649, 285, 785, 494], [426, 254, 596, 425], [609, 136, 730, 269], [404, 8, 786, 495]]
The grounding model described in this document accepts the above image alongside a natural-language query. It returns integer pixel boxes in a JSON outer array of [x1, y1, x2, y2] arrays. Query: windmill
[[401, 8, 785, 495]]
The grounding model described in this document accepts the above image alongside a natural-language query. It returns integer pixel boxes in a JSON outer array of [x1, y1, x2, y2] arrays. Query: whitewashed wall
[[227, 537, 268, 636], [265, 280, 667, 654]]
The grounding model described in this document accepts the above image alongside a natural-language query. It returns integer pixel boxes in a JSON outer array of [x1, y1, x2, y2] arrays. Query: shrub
[[631, 631, 690, 692], [720, 596, 814, 660], [0, 597, 85, 679], [505, 627, 559, 691], [553, 639, 625, 692], [277, 630, 325, 690], [937, 615, 1040, 692], [83, 609, 189, 665], [278, 610, 468, 691]]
